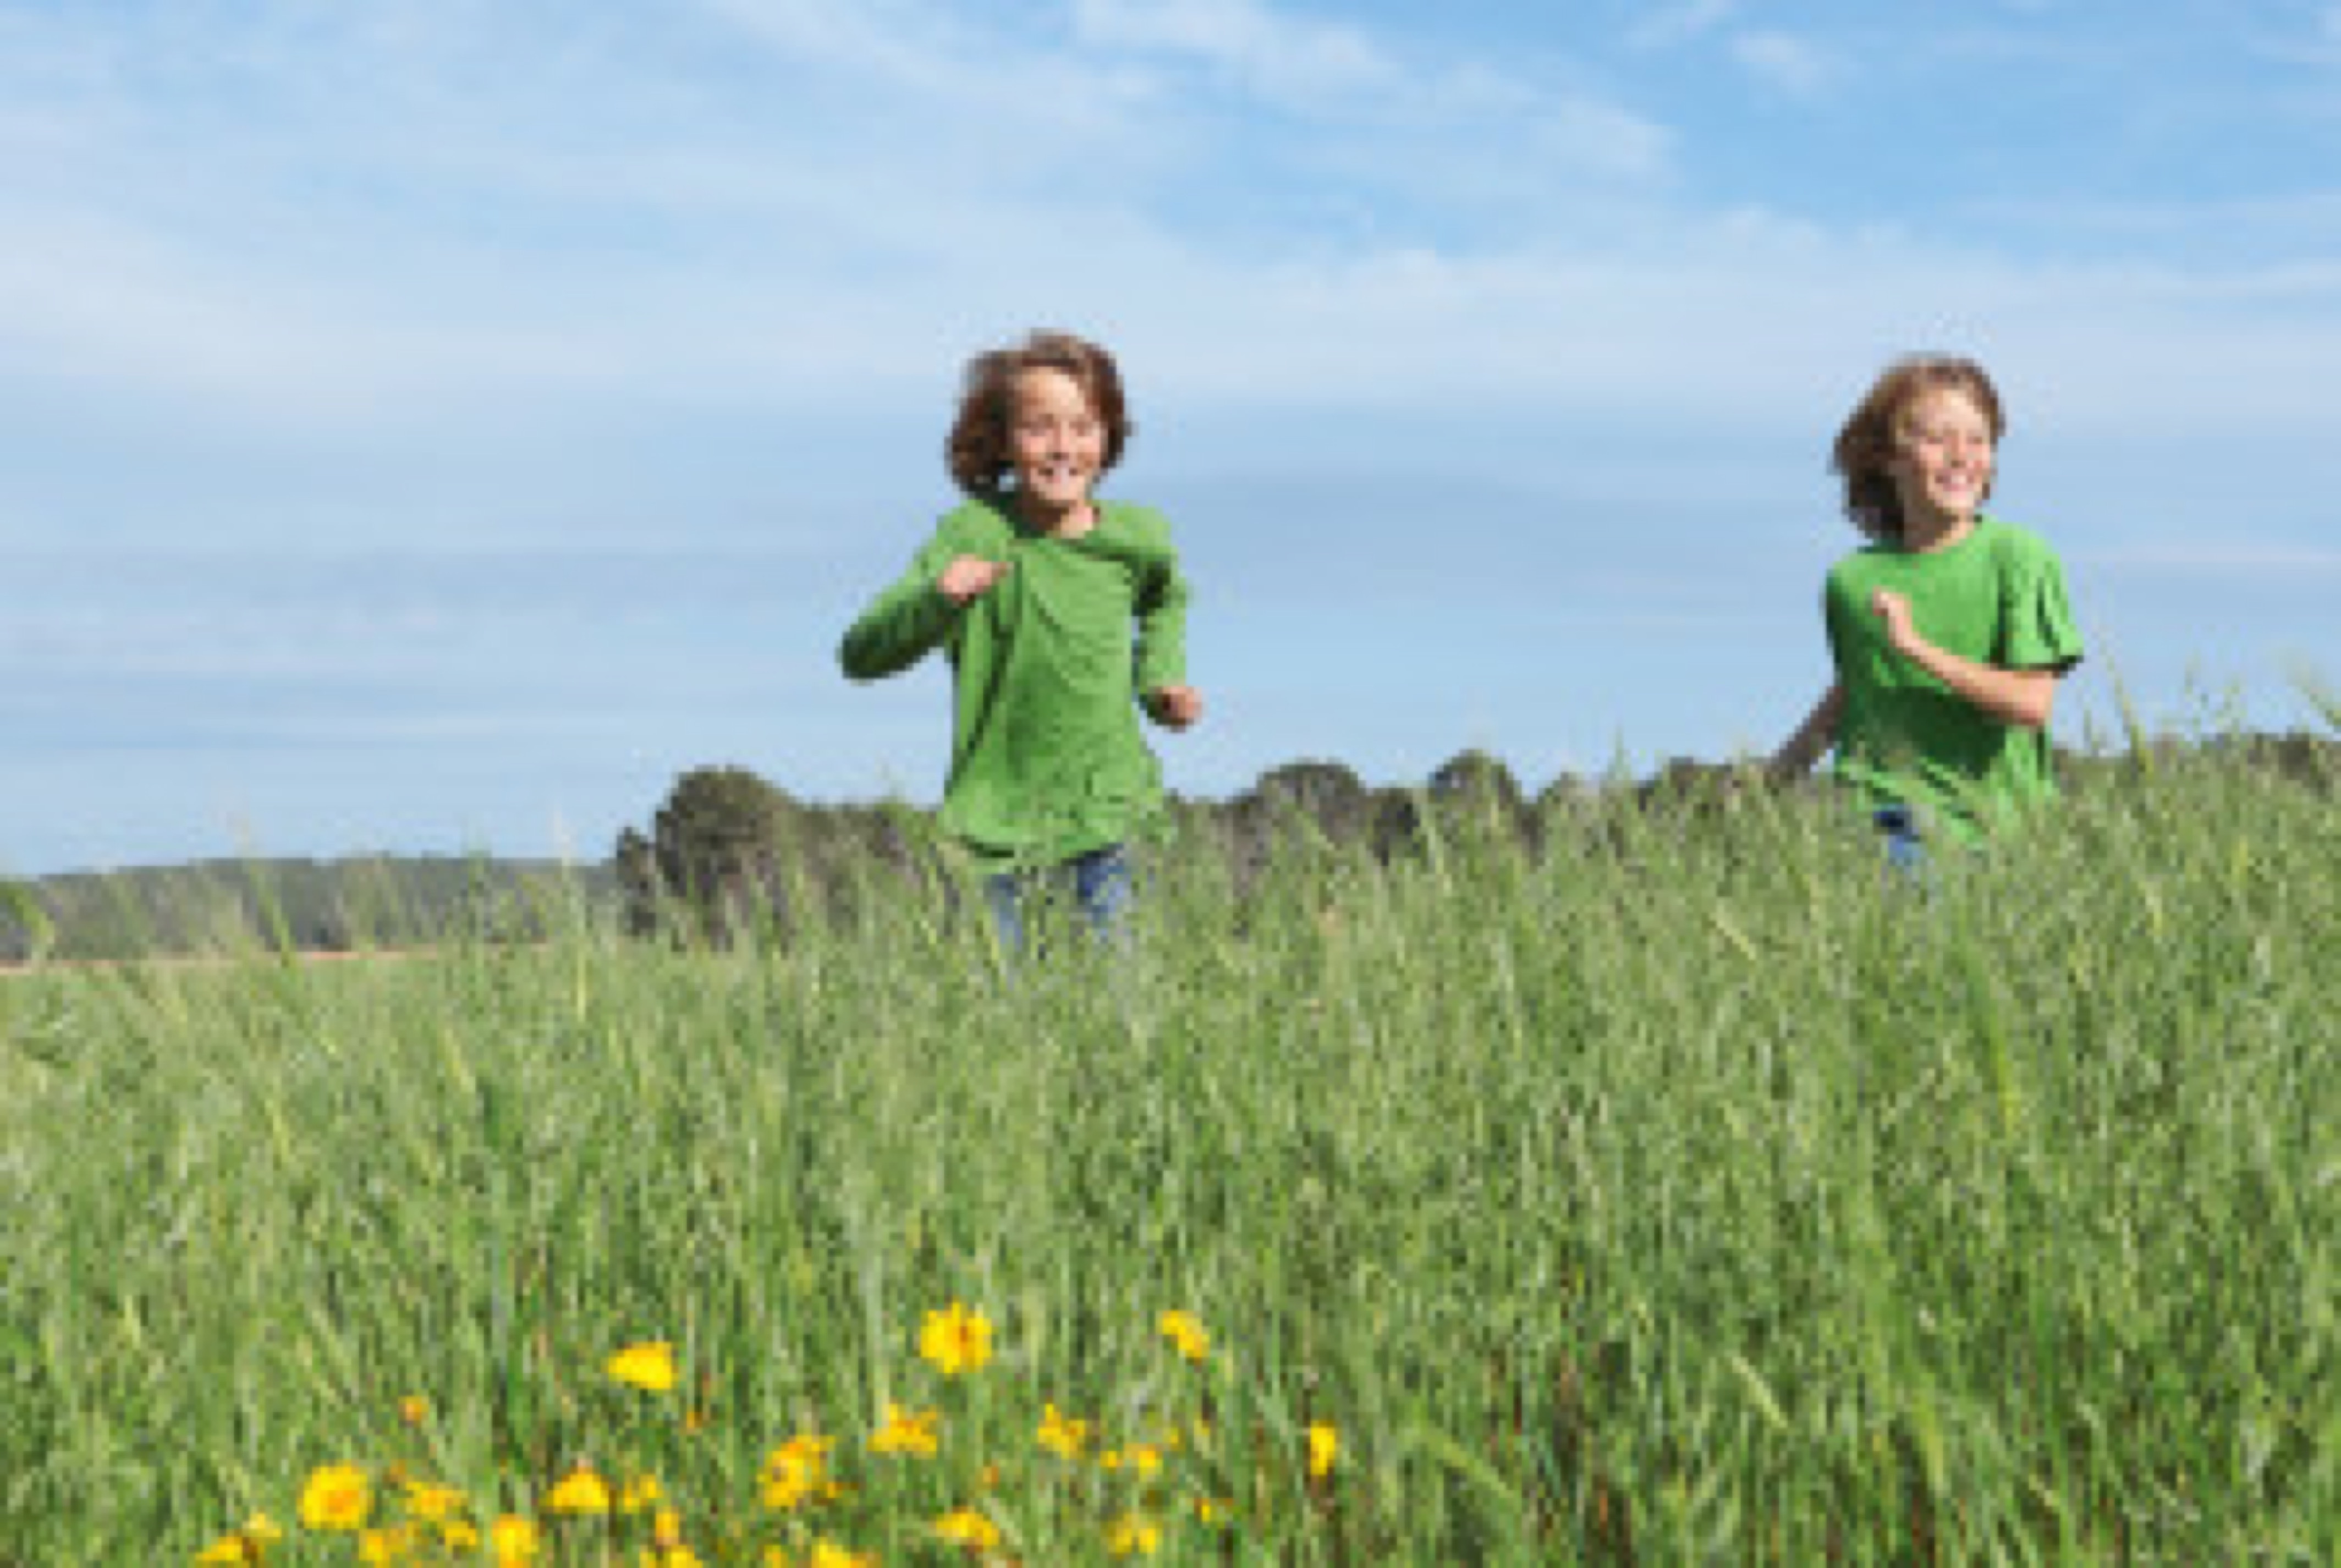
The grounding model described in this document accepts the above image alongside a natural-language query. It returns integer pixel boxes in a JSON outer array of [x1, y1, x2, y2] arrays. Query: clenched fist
[[937, 556, 1012, 604]]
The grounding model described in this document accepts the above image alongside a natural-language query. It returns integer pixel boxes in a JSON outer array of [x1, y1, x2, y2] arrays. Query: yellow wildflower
[[1158, 1309, 1210, 1363], [1037, 1402, 1090, 1460], [545, 1467, 613, 1515], [933, 1507, 1001, 1549], [761, 1434, 837, 1511], [298, 1465, 373, 1532], [1307, 1421, 1339, 1478], [398, 1395, 430, 1427], [358, 1523, 419, 1564], [193, 1512, 283, 1567], [606, 1341, 679, 1393], [489, 1514, 539, 1564], [439, 1521, 481, 1552], [918, 1300, 993, 1377], [642, 1547, 703, 1567], [868, 1401, 941, 1457], [1195, 1496, 1234, 1525], [806, 1542, 876, 1567], [403, 1482, 466, 1522], [653, 1506, 685, 1548], [1104, 1512, 1162, 1557], [619, 1473, 663, 1513]]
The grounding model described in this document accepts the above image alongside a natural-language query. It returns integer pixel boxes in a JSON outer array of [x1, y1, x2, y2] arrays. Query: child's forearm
[[839, 576, 957, 680], [1897, 637, 2059, 730], [1770, 684, 1842, 778]]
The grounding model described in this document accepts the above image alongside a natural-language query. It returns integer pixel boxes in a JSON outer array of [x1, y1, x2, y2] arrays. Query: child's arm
[[1770, 683, 1843, 779], [838, 528, 1007, 681], [1870, 590, 2059, 730], [1133, 529, 1199, 730]]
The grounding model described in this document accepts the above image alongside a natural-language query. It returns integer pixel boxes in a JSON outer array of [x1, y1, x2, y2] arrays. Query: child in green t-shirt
[[1772, 355, 2084, 864], [839, 329, 1203, 948]]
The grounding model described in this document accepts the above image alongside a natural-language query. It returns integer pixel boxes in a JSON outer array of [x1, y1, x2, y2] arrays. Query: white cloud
[[1070, 0, 1395, 102], [1628, 0, 1740, 50], [1731, 31, 1839, 96]]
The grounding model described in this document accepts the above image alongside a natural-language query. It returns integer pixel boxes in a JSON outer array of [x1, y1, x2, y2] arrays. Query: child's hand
[[937, 556, 1012, 604], [1869, 588, 1921, 656], [1144, 685, 1204, 730]]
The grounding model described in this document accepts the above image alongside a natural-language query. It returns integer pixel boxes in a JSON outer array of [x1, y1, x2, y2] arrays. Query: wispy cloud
[[1731, 31, 1840, 97], [1069, 0, 1394, 102], [1628, 0, 1741, 50]]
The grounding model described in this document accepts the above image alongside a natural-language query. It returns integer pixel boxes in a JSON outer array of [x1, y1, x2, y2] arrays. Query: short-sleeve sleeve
[[1997, 531, 2084, 673]]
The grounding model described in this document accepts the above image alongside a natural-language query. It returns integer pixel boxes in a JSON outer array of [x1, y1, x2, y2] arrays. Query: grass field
[[3, 744, 2335, 1563]]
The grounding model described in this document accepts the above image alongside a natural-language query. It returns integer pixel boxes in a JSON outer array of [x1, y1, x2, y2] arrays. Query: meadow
[[2, 741, 2335, 1563]]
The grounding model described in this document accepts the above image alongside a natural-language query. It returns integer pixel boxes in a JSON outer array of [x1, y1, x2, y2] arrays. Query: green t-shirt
[[1824, 515, 2083, 832], [839, 494, 1191, 868]]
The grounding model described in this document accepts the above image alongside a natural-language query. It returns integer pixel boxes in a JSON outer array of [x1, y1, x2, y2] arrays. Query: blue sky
[[6, 0, 2340, 874]]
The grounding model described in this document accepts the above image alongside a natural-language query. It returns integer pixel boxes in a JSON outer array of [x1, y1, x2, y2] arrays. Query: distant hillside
[[1, 855, 615, 964]]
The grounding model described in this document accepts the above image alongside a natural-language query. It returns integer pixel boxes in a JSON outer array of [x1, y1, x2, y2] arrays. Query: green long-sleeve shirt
[[839, 494, 1191, 869]]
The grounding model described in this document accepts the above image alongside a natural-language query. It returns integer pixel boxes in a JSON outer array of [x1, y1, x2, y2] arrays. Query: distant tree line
[[7, 730, 2332, 962], [610, 730, 2340, 946], [0, 856, 611, 965]]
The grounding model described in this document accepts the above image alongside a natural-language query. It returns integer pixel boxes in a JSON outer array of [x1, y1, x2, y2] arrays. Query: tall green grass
[[2, 746, 2335, 1562]]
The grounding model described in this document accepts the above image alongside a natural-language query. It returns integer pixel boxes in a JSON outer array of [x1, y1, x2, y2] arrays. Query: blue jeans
[[1874, 805, 1926, 877], [982, 844, 1134, 954]]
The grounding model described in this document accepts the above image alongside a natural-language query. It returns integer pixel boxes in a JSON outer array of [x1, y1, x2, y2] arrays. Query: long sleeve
[[1130, 531, 1190, 695], [838, 529, 966, 681]]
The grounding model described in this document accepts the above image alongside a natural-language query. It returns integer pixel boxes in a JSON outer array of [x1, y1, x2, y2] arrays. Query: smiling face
[[1007, 367, 1106, 534], [1888, 385, 1996, 545]]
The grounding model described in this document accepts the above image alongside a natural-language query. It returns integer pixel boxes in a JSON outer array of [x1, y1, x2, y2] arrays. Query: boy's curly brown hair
[[1832, 355, 2005, 542], [946, 330, 1133, 497]]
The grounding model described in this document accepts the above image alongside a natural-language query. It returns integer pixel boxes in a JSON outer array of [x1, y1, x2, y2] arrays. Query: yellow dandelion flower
[[439, 1521, 481, 1552], [643, 1546, 703, 1567], [193, 1532, 259, 1565], [1157, 1310, 1210, 1363], [933, 1508, 1001, 1550], [868, 1401, 941, 1457], [619, 1473, 663, 1514], [1307, 1421, 1339, 1478], [197, 1512, 283, 1564], [806, 1541, 876, 1568], [918, 1300, 993, 1377], [544, 1467, 613, 1515], [1037, 1402, 1090, 1460], [1125, 1443, 1164, 1478], [357, 1523, 419, 1565], [403, 1482, 466, 1523], [761, 1433, 836, 1511], [298, 1464, 373, 1532], [488, 1514, 539, 1564], [1104, 1512, 1162, 1558], [653, 1506, 685, 1549], [606, 1341, 679, 1393], [397, 1395, 430, 1427]]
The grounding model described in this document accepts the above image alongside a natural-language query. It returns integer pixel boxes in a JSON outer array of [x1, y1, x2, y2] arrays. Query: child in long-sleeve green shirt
[[839, 330, 1202, 945]]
